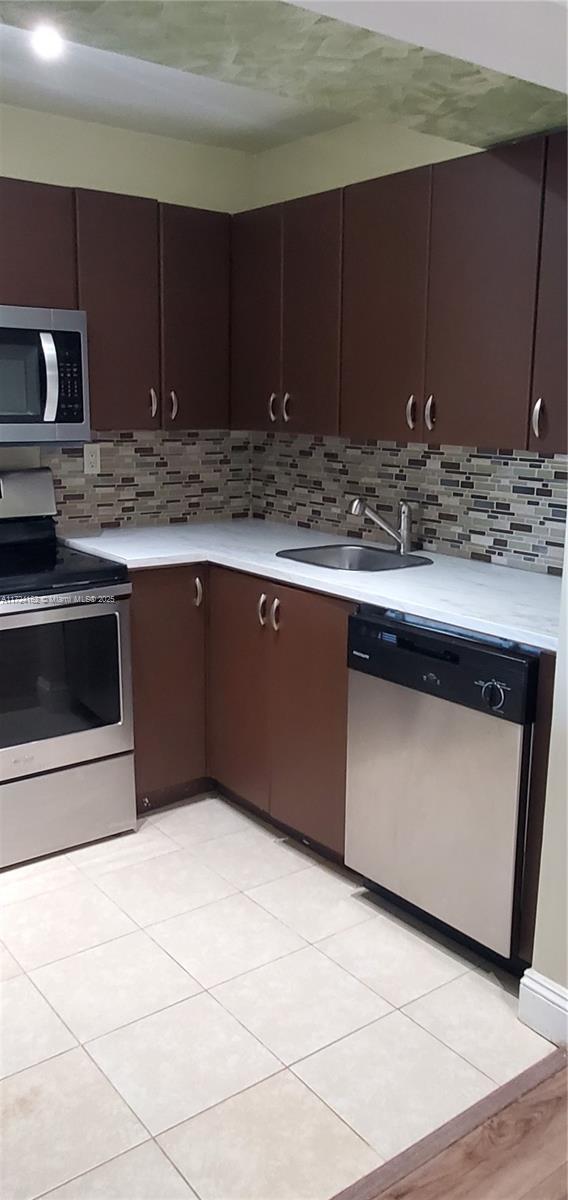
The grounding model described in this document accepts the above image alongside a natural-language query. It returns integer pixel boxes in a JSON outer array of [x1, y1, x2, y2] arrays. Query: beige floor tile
[[0, 856, 82, 907], [294, 1010, 494, 1159], [403, 970, 554, 1084], [67, 823, 178, 878], [0, 975, 76, 1079], [247, 865, 375, 942], [185, 828, 309, 890], [159, 1070, 381, 1200], [42, 1142, 197, 1199], [87, 992, 280, 1134], [0, 940, 22, 981], [0, 883, 136, 971], [151, 797, 256, 848], [0, 1047, 147, 1200], [317, 913, 470, 1007], [95, 849, 236, 927], [212, 946, 391, 1064], [149, 893, 305, 988], [30, 930, 201, 1043]]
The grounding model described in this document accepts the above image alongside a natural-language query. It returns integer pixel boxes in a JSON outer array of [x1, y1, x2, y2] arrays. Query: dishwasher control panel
[[348, 611, 538, 725]]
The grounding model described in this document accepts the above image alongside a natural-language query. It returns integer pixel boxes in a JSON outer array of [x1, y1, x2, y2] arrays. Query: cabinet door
[[0, 178, 77, 309], [281, 190, 342, 436], [131, 566, 206, 805], [341, 168, 431, 442], [76, 189, 161, 431], [269, 584, 352, 855], [529, 132, 567, 454], [231, 206, 282, 432], [425, 140, 544, 449], [207, 568, 271, 811], [161, 204, 230, 429]]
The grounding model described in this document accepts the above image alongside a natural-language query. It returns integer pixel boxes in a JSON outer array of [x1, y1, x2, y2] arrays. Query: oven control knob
[[481, 681, 506, 711]]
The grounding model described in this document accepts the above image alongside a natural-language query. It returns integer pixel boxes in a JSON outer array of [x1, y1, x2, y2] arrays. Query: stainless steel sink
[[276, 544, 432, 571]]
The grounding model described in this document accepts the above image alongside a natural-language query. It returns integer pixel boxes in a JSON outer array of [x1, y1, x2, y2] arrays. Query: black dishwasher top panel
[[348, 611, 539, 725]]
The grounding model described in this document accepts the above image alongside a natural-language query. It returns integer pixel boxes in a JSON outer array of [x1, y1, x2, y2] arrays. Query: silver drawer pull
[[268, 392, 277, 423], [532, 396, 543, 439], [170, 390, 179, 421], [270, 597, 280, 632], [405, 394, 416, 430], [257, 592, 267, 627], [282, 392, 291, 423], [425, 393, 436, 432], [194, 576, 203, 608], [149, 387, 158, 419]]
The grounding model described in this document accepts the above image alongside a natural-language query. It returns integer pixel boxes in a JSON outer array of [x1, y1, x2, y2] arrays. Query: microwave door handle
[[40, 332, 59, 422]]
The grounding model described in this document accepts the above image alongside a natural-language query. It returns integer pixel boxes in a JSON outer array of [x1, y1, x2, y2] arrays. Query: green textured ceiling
[[1, 0, 566, 148]]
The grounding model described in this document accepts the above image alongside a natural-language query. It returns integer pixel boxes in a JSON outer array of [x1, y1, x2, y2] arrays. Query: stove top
[[0, 539, 128, 600], [0, 470, 129, 601]]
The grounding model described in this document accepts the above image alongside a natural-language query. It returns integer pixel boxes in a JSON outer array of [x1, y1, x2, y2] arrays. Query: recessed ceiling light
[[30, 23, 65, 61]]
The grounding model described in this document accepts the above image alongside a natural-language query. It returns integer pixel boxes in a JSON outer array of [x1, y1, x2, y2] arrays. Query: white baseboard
[[519, 968, 568, 1046]]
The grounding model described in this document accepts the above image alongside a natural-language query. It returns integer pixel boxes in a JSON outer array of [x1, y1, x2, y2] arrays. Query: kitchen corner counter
[[64, 519, 562, 652]]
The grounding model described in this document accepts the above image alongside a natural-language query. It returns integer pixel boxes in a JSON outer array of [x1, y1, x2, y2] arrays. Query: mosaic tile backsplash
[[40, 429, 566, 575], [41, 431, 250, 533], [251, 434, 567, 575]]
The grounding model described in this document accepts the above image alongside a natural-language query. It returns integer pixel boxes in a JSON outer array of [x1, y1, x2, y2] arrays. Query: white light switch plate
[[83, 443, 101, 475]]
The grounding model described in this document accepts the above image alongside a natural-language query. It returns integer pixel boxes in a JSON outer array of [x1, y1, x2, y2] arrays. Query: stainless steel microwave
[[0, 306, 90, 444]]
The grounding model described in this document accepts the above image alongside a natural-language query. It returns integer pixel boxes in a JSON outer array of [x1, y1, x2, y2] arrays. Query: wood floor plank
[[519, 1164, 568, 1200], [371, 1069, 567, 1200]]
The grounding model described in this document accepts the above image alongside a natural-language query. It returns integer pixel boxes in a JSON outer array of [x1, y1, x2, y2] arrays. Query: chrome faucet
[[348, 496, 412, 555]]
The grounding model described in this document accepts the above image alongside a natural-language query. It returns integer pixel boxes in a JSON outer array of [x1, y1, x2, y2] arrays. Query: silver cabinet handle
[[425, 393, 436, 432], [270, 597, 281, 632], [193, 576, 203, 608], [149, 388, 158, 419], [257, 592, 267, 627], [268, 392, 277, 423], [282, 392, 291, 423], [405, 394, 416, 431], [170, 390, 179, 421], [40, 332, 59, 423], [532, 396, 543, 439]]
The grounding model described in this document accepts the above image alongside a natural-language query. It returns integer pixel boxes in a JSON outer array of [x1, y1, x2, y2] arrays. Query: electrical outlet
[[83, 443, 101, 475]]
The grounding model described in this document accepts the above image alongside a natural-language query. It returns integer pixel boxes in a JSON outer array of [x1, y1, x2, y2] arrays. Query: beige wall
[[246, 116, 478, 209], [532, 540, 568, 989], [0, 103, 250, 212], [0, 103, 478, 213]]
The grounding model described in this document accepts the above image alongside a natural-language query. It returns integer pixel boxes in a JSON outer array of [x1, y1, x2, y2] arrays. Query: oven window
[[0, 331, 44, 421], [0, 614, 121, 749]]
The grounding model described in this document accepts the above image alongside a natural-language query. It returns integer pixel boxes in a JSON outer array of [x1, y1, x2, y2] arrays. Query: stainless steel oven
[[0, 305, 90, 443], [0, 586, 136, 866]]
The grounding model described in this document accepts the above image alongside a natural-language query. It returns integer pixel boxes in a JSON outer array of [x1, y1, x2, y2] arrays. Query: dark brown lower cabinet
[[268, 581, 353, 855], [207, 568, 271, 812], [207, 568, 352, 854], [131, 566, 206, 808]]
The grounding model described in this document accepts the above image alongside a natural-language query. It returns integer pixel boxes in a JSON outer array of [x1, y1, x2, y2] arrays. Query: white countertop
[[65, 519, 563, 652]]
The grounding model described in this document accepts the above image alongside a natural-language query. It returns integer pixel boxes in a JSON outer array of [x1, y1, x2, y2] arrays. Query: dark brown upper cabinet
[[160, 204, 230, 430], [231, 192, 342, 435], [341, 167, 431, 443], [76, 189, 161, 432], [281, 190, 342, 436], [231, 205, 283, 432], [529, 132, 567, 456], [0, 177, 77, 310], [425, 139, 545, 450]]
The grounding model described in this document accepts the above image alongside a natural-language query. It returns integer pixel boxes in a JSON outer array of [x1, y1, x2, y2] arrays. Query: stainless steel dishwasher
[[345, 609, 539, 960]]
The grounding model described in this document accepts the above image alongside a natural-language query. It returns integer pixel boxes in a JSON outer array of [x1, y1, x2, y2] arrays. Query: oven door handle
[[40, 332, 59, 423], [0, 598, 125, 631]]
